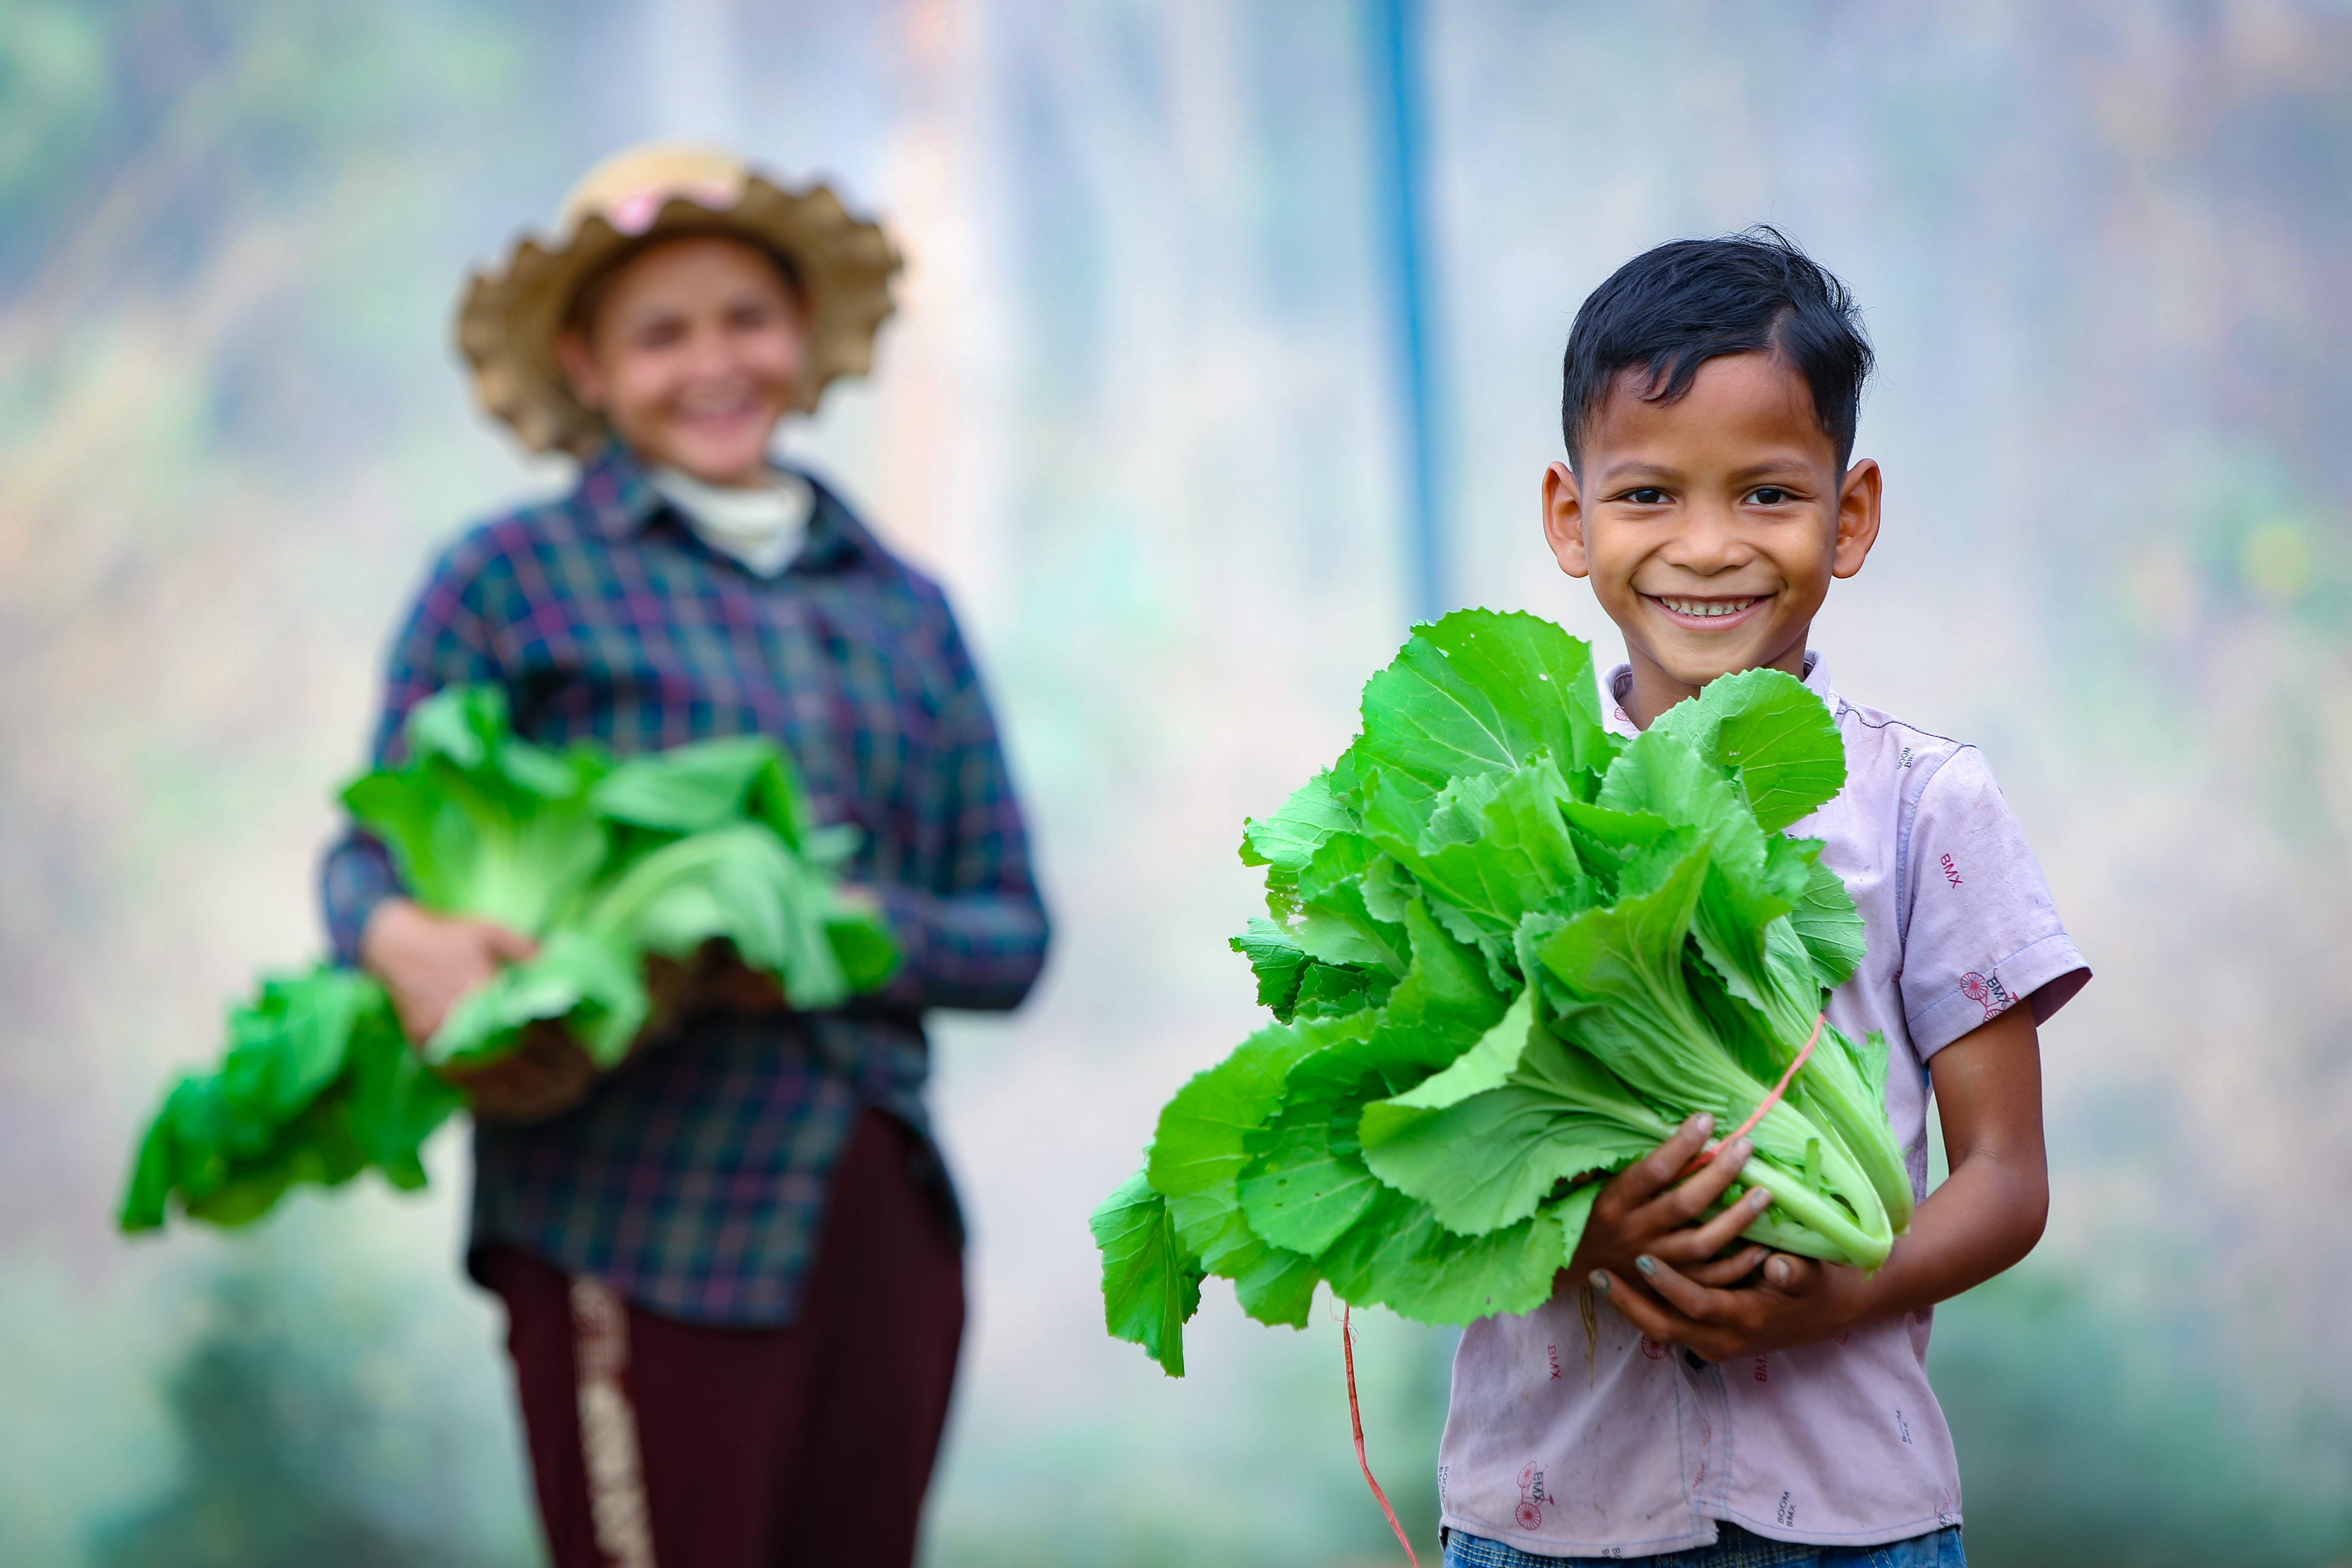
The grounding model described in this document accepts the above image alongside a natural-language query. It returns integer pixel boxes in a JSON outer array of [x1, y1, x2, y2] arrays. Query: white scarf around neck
[[649, 464, 815, 578]]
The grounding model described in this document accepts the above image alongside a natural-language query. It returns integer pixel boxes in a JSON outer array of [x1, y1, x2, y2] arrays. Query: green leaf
[[344, 1009, 462, 1188], [1382, 986, 1537, 1112], [1378, 1205, 1567, 1324], [1859, 1030, 1892, 1123], [1285, 830, 1410, 974], [1146, 1013, 1371, 1199], [1235, 1140, 1382, 1258], [1290, 960, 1386, 1021], [1361, 1017, 1669, 1236], [1360, 757, 1596, 943], [1230, 1020, 1432, 1256], [825, 911, 902, 993], [426, 929, 646, 1069], [1378, 898, 1509, 1054], [1558, 799, 1678, 897], [401, 683, 501, 771], [585, 823, 865, 1012], [1339, 609, 1616, 794], [1231, 1243, 1322, 1326], [1551, 1180, 1604, 1265], [1359, 1082, 1647, 1237], [180, 1091, 373, 1227], [588, 732, 824, 856], [1240, 772, 1359, 870], [118, 1079, 194, 1233], [343, 751, 610, 935], [1091, 1173, 1204, 1376], [1236, 1075, 1389, 1256], [594, 735, 774, 832], [1315, 1182, 1566, 1325], [1646, 666, 1845, 833], [1598, 724, 1770, 888], [1787, 849, 1867, 989], [1163, 1191, 1320, 1329], [1230, 918, 1309, 1013], [216, 967, 380, 1127]]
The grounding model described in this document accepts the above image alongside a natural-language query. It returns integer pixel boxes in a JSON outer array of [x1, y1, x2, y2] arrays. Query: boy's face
[[1542, 350, 1881, 725], [556, 234, 808, 487]]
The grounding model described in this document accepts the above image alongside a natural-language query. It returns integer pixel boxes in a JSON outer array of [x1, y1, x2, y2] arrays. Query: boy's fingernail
[[1589, 1271, 1610, 1294], [1690, 1112, 1715, 1136], [1749, 1188, 1772, 1210], [1634, 1255, 1657, 1278], [1728, 1137, 1753, 1159]]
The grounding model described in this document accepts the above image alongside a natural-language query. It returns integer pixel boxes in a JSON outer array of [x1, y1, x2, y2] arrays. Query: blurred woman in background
[[321, 144, 1049, 1568]]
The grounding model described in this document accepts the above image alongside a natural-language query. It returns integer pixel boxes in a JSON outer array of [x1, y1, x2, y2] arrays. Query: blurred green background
[[3, 2, 2349, 1565]]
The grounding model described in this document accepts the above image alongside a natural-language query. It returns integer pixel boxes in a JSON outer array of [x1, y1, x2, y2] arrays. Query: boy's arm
[[1591, 1001, 2048, 1360]]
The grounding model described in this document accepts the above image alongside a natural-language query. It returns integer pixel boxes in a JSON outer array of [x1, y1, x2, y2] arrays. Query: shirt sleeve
[[867, 608, 1050, 1013], [1898, 745, 2090, 1057], [318, 540, 507, 965]]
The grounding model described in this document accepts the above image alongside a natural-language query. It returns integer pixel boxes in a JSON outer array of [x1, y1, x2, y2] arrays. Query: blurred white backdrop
[[3, 3, 2348, 1565]]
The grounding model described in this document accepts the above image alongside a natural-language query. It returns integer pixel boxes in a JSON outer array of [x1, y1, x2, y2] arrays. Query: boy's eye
[[1623, 487, 1669, 505], [1748, 486, 1794, 505]]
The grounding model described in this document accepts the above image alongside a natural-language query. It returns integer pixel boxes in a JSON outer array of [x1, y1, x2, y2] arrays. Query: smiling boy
[[1436, 233, 2089, 1566]]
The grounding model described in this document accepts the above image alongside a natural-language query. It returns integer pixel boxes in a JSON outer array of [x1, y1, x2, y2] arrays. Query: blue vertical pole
[[1363, 0, 1444, 625]]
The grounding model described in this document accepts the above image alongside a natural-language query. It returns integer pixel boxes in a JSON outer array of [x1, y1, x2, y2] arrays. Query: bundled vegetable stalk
[[1092, 610, 1908, 1375], [119, 686, 897, 1232]]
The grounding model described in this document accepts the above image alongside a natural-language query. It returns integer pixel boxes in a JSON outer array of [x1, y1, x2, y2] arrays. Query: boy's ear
[[1831, 457, 1883, 579], [1542, 462, 1590, 579], [554, 328, 608, 412]]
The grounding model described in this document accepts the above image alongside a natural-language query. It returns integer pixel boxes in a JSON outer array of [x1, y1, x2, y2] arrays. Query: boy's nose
[[1663, 504, 1751, 570]]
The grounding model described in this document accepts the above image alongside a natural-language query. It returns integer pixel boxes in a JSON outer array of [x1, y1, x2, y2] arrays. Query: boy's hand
[[1591, 1249, 1864, 1362], [1589, 1002, 2052, 1362], [1564, 1113, 1780, 1295]]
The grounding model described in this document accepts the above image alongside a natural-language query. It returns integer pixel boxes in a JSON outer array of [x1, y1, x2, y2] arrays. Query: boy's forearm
[[1824, 1143, 2048, 1332], [1823, 1003, 2050, 1331]]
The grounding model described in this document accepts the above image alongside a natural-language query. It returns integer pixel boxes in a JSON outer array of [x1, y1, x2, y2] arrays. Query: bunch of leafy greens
[[1091, 610, 1908, 1376], [119, 686, 897, 1233]]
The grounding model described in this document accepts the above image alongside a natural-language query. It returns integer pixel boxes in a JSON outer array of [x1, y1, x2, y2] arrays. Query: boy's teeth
[[1659, 597, 1756, 618]]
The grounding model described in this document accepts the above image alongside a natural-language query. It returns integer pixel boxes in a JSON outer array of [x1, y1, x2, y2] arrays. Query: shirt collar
[[575, 438, 666, 539], [572, 438, 870, 571], [1600, 651, 1838, 737]]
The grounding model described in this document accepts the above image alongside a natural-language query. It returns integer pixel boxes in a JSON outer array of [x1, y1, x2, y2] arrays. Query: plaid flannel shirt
[[320, 441, 1048, 1324]]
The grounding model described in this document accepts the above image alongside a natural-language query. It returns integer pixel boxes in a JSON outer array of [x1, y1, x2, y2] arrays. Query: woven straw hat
[[456, 144, 903, 456]]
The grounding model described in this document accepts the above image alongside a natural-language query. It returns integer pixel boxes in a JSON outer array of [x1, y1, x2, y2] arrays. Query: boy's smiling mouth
[[1645, 593, 1768, 628]]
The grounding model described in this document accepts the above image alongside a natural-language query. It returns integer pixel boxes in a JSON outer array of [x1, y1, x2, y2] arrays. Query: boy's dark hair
[[1560, 227, 1873, 472]]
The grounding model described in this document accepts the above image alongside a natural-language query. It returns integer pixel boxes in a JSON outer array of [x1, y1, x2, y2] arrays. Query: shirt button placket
[[1678, 1348, 1732, 1515]]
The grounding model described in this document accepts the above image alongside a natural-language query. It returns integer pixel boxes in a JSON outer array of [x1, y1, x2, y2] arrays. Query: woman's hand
[[1565, 1113, 1779, 1295], [437, 1020, 602, 1124], [359, 897, 536, 1044], [360, 898, 596, 1124]]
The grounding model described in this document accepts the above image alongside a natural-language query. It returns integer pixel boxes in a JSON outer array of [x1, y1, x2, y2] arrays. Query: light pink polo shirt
[[1435, 654, 2089, 1556]]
